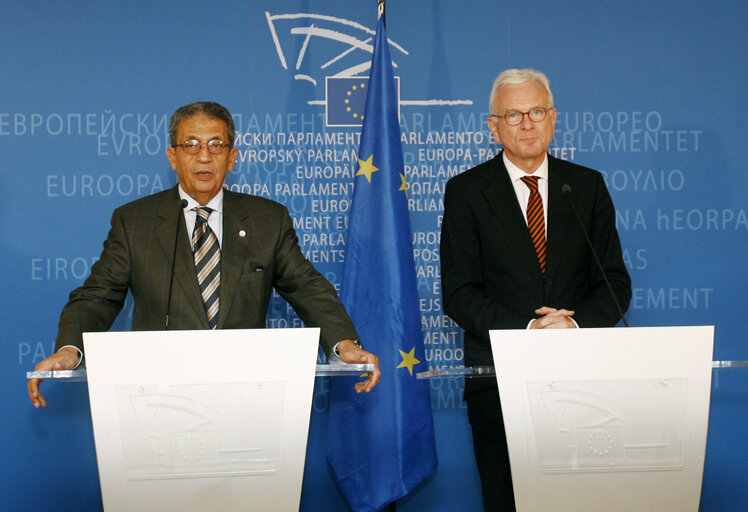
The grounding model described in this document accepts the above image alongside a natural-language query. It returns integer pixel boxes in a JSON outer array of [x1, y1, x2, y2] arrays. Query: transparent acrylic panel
[[115, 380, 286, 480], [526, 378, 687, 473]]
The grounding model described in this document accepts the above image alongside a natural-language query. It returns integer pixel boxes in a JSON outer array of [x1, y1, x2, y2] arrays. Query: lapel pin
[[239, 230, 246, 237]]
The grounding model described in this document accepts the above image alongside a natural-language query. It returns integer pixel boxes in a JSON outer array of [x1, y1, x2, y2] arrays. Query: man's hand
[[27, 347, 80, 408], [529, 306, 577, 329], [336, 339, 381, 393]]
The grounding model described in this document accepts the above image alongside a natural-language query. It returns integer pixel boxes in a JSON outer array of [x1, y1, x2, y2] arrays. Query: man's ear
[[166, 146, 177, 170], [228, 147, 238, 171], [487, 117, 502, 145]]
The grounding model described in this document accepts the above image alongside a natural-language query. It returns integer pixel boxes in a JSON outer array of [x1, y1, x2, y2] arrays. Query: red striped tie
[[521, 176, 546, 274]]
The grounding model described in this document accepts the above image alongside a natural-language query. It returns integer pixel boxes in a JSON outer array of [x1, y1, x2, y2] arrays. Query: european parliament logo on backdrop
[[264, 11, 470, 126], [326, 76, 401, 127]]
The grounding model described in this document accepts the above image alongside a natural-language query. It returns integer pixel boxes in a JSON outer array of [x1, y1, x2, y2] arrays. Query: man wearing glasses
[[29, 101, 380, 407], [441, 70, 631, 510]]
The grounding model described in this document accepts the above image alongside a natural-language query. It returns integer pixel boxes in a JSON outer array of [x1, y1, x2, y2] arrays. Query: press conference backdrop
[[2, 1, 745, 510]]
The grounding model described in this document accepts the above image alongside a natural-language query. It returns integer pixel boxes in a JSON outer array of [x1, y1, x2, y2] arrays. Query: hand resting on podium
[[336, 339, 381, 393], [27, 346, 80, 408]]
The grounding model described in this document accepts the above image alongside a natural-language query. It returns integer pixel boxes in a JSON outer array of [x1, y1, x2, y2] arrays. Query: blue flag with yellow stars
[[326, 14, 437, 512]]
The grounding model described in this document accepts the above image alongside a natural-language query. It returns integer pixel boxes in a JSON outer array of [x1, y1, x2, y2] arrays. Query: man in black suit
[[29, 101, 380, 407], [440, 69, 631, 510]]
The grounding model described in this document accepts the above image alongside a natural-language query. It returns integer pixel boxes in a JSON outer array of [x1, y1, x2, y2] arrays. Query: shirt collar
[[503, 152, 549, 183], [178, 186, 224, 215]]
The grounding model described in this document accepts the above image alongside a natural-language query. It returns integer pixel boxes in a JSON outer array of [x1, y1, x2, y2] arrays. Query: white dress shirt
[[502, 153, 579, 328], [503, 152, 548, 237], [179, 186, 224, 248]]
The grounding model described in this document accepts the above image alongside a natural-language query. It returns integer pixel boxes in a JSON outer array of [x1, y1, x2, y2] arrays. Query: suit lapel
[[480, 154, 546, 283], [155, 187, 209, 328], [545, 157, 574, 298], [217, 191, 250, 328]]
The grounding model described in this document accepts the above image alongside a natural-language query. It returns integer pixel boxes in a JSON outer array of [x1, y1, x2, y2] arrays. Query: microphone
[[165, 199, 189, 329], [562, 184, 629, 327]]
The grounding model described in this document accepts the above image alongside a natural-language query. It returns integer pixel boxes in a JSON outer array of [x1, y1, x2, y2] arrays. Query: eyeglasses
[[490, 107, 553, 126], [173, 138, 230, 154]]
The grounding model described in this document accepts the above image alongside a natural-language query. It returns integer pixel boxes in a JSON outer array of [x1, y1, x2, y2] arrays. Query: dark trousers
[[466, 382, 516, 512]]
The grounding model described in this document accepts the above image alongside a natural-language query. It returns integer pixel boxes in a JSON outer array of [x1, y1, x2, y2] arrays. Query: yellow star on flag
[[399, 173, 408, 196], [397, 346, 421, 376], [356, 154, 379, 183]]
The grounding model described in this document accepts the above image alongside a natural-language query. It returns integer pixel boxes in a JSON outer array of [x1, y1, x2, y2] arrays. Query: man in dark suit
[[440, 69, 631, 510], [29, 101, 380, 407]]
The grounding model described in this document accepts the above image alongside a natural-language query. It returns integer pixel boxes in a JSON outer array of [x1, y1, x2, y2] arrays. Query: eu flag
[[326, 14, 437, 512]]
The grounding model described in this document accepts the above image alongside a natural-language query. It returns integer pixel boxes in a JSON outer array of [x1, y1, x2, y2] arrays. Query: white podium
[[490, 326, 714, 512], [81, 327, 321, 512]]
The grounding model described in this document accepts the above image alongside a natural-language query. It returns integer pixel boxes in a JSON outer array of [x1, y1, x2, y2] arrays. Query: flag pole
[[381, 5, 394, 511]]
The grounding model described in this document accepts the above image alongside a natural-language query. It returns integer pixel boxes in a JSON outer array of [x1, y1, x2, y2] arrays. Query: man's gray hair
[[488, 69, 554, 114], [169, 101, 235, 147]]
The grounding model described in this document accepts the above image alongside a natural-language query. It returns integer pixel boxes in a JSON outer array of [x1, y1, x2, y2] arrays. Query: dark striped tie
[[193, 207, 220, 329], [521, 176, 546, 274]]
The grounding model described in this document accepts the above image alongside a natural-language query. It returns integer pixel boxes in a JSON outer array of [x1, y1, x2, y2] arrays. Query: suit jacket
[[55, 186, 358, 356], [441, 153, 631, 371]]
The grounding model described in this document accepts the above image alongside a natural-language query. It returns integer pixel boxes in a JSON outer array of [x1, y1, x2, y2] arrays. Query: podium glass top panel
[[27, 364, 375, 381], [416, 361, 747, 379]]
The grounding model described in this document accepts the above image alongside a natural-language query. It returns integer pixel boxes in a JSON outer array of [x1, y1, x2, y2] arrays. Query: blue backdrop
[[2, 1, 746, 510]]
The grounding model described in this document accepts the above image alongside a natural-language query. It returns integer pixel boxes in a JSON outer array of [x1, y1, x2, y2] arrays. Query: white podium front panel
[[83, 328, 320, 512], [490, 326, 714, 512]]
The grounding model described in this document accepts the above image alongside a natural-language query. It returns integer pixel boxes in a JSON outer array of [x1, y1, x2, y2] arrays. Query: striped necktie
[[521, 176, 546, 274], [193, 207, 220, 329]]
